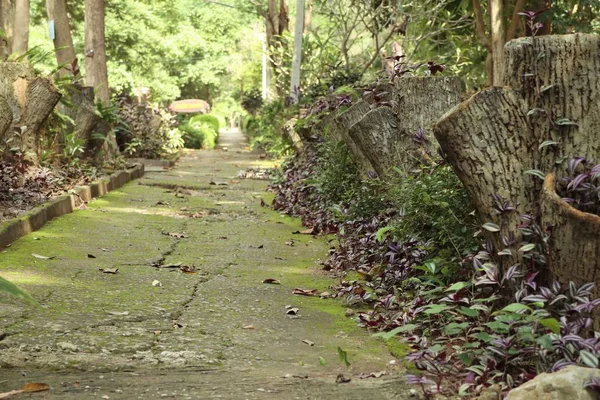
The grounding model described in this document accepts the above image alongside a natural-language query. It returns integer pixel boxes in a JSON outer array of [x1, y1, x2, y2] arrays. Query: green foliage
[[189, 115, 220, 134], [243, 99, 295, 157], [179, 119, 218, 150], [0, 276, 36, 305], [390, 165, 477, 256]]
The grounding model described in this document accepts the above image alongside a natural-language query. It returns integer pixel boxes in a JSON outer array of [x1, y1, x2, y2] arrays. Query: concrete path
[[0, 129, 409, 399]]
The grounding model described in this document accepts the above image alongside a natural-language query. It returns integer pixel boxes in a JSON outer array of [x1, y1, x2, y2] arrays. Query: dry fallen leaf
[[99, 268, 118, 274], [0, 382, 50, 399], [242, 325, 255, 330], [286, 308, 300, 315], [107, 311, 129, 316], [87, 254, 97, 259], [153, 330, 161, 335], [262, 278, 281, 285], [180, 265, 197, 274], [320, 292, 331, 299], [32, 253, 55, 260], [336, 374, 351, 384], [302, 339, 315, 346], [293, 288, 320, 297], [152, 280, 161, 287]]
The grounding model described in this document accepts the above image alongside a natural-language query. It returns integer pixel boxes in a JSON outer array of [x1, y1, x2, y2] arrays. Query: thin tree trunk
[[304, 0, 312, 31], [11, 0, 28, 56], [278, 0, 289, 35], [266, 0, 278, 46], [1, 0, 13, 57], [84, 0, 109, 104], [490, 0, 505, 85], [85, 0, 117, 158], [46, 0, 77, 77]]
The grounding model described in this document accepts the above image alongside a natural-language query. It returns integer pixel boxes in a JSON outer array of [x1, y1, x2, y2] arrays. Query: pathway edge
[[0, 164, 146, 250]]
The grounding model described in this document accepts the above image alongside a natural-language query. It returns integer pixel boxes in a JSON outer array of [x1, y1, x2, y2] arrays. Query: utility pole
[[289, 0, 305, 103]]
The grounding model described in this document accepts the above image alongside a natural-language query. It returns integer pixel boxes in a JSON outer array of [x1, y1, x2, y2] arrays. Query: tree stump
[[434, 34, 600, 283]]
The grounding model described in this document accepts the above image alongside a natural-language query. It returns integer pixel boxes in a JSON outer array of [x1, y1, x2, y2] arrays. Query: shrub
[[179, 122, 218, 149], [190, 114, 220, 135]]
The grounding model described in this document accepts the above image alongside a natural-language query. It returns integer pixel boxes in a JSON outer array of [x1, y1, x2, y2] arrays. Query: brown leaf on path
[[260, 199, 266, 207], [286, 308, 300, 315], [230, 179, 241, 184], [99, 268, 118, 274], [217, 236, 228, 239], [180, 265, 197, 274], [336, 374, 351, 384], [274, 256, 285, 260], [153, 262, 183, 269], [22, 383, 50, 393], [242, 325, 255, 330], [302, 339, 315, 346], [87, 254, 96, 259], [262, 278, 281, 285], [32, 253, 55, 260], [357, 371, 386, 379], [293, 288, 319, 297], [155, 201, 170, 206], [292, 228, 315, 235]]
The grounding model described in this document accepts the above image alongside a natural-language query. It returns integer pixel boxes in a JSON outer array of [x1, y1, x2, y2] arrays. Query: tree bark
[[265, 0, 278, 47], [347, 107, 399, 177], [541, 172, 600, 296], [84, 0, 109, 104], [490, 0, 505, 85], [278, 0, 289, 36], [435, 34, 600, 278], [330, 100, 374, 175], [304, 0, 312, 31], [11, 0, 28, 56], [46, 0, 77, 77]]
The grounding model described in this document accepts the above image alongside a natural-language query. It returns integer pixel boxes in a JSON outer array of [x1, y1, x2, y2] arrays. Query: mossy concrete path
[[0, 129, 409, 399]]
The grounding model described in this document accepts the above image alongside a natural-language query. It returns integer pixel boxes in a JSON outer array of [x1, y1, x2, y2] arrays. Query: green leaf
[[539, 318, 561, 334], [472, 332, 494, 343], [337, 347, 351, 368], [446, 281, 468, 292], [538, 140, 558, 150], [457, 353, 473, 366], [375, 226, 393, 243], [500, 303, 531, 313], [497, 248, 513, 256], [536, 334, 555, 350], [423, 304, 451, 314], [524, 169, 546, 180], [482, 223, 500, 232], [459, 306, 479, 318], [0, 276, 36, 305], [445, 322, 469, 335], [372, 324, 418, 340], [580, 350, 599, 368], [319, 356, 327, 367], [518, 243, 536, 253]]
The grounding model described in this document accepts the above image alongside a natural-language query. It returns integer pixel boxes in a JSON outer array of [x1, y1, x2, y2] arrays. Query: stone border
[[127, 158, 176, 168], [0, 164, 145, 250]]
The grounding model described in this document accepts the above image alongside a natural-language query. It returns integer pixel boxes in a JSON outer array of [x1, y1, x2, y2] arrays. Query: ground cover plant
[[266, 85, 600, 397]]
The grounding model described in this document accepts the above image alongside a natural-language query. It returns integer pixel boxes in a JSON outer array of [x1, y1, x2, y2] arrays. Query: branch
[[472, 0, 490, 50], [359, 26, 397, 77], [507, 0, 527, 40]]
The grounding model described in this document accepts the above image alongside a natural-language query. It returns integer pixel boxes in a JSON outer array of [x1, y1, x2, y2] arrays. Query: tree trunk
[[265, 0, 278, 47], [490, 0, 505, 85], [278, 0, 289, 36], [347, 107, 399, 177], [11, 0, 28, 56], [84, 0, 109, 104], [434, 34, 600, 278], [85, 0, 117, 158], [541, 172, 600, 295], [46, 0, 77, 77], [304, 0, 312, 31]]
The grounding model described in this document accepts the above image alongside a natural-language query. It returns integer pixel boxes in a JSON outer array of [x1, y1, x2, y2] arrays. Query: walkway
[[0, 129, 408, 399]]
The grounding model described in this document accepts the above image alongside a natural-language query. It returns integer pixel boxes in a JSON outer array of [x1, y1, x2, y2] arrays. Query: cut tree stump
[[434, 34, 600, 284]]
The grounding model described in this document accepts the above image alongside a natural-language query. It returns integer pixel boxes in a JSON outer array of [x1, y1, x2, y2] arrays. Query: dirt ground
[[0, 129, 413, 399]]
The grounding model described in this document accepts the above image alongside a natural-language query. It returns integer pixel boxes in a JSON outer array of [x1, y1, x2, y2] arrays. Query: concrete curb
[[128, 158, 176, 168], [0, 164, 145, 250]]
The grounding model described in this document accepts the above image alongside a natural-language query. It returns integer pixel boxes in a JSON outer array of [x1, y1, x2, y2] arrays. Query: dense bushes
[[179, 114, 220, 149]]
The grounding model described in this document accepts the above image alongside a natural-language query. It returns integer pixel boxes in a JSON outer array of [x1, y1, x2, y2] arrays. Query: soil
[[0, 129, 413, 399]]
